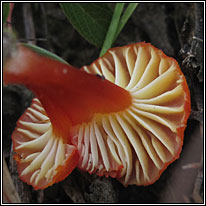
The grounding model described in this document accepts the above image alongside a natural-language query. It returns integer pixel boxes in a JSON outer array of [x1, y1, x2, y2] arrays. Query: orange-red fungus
[[3, 42, 191, 189]]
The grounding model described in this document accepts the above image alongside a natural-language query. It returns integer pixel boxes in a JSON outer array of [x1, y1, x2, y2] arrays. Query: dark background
[[3, 2, 204, 204]]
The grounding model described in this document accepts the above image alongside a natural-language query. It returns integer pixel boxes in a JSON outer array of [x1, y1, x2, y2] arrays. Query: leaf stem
[[113, 3, 138, 42], [22, 43, 69, 65], [99, 3, 125, 57]]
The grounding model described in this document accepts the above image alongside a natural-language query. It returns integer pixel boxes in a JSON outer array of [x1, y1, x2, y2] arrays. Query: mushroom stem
[[3, 45, 132, 140]]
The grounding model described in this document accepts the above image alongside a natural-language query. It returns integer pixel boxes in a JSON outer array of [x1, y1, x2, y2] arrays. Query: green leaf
[[60, 3, 113, 47], [22, 43, 69, 65], [99, 3, 125, 57], [3, 3, 10, 24], [100, 3, 139, 57], [114, 3, 138, 42]]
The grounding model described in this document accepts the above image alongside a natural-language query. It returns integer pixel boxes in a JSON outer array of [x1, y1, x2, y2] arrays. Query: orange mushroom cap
[[3, 42, 191, 189]]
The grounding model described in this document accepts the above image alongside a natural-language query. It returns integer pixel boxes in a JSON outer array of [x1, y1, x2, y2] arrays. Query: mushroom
[[3, 42, 191, 190]]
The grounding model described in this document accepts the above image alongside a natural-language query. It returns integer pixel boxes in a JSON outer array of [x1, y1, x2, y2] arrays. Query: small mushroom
[[3, 42, 191, 189]]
